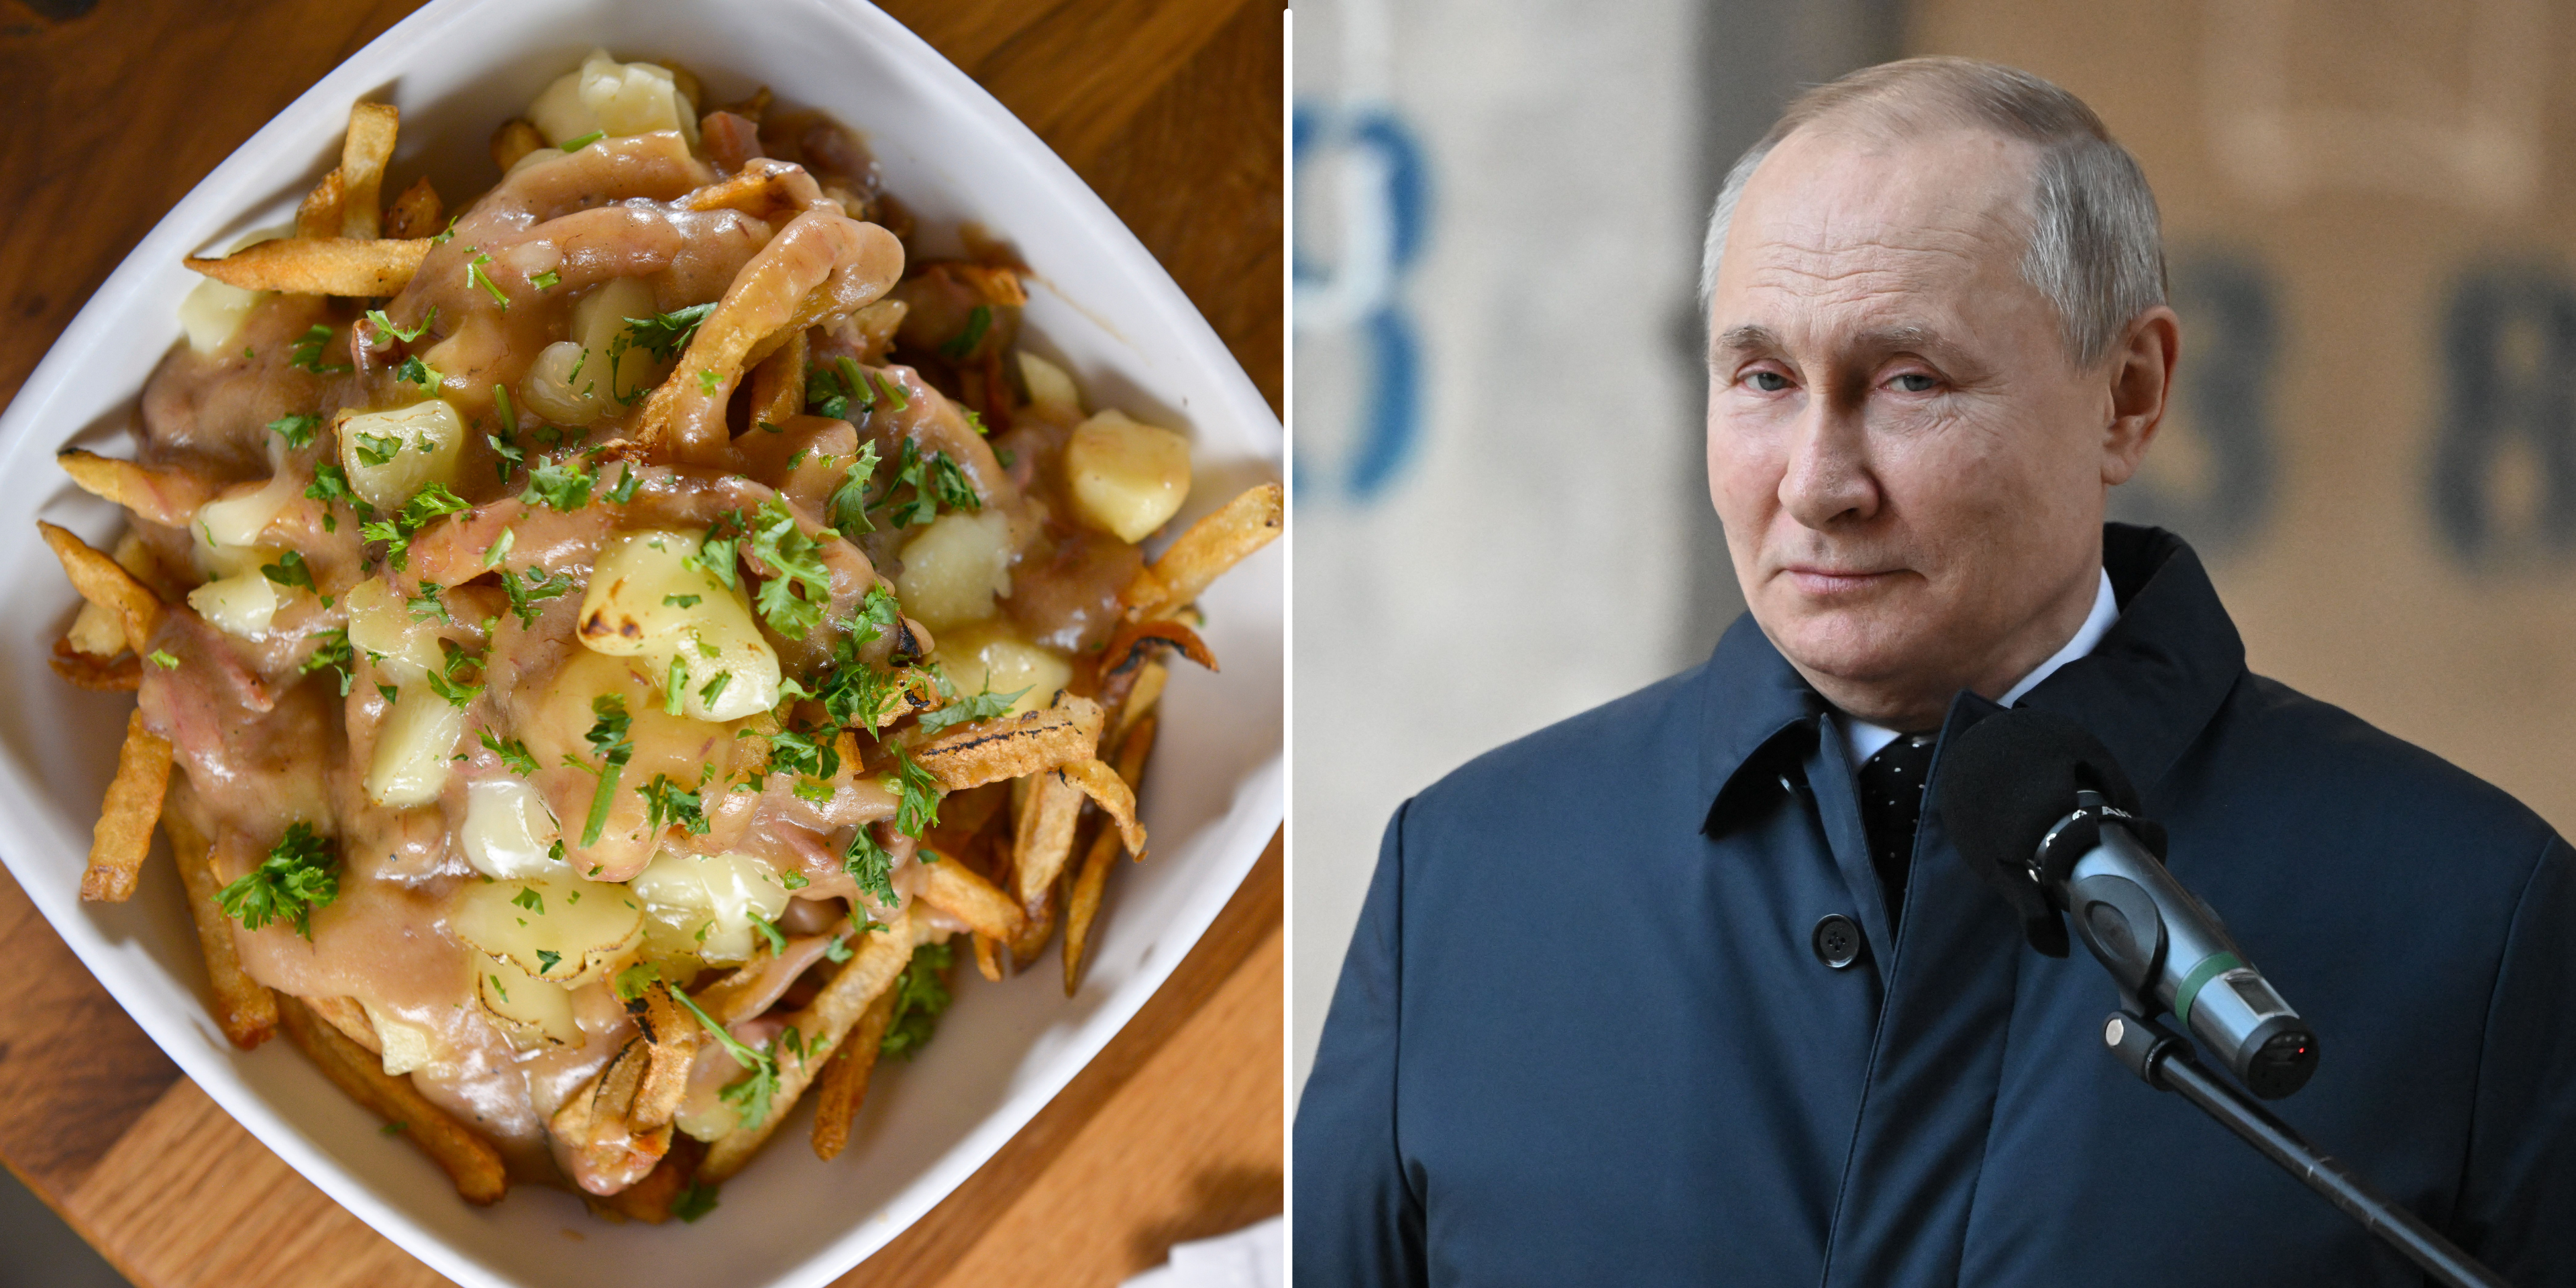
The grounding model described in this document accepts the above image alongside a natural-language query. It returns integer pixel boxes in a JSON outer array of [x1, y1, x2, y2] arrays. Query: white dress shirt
[[1837, 568, 2119, 768]]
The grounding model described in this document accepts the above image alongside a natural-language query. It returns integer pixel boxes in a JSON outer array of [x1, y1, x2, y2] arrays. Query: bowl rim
[[0, 1, 1283, 1284]]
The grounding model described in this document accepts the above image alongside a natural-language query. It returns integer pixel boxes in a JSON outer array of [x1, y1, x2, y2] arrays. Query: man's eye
[[1746, 370, 1789, 392], [1891, 372, 1938, 393]]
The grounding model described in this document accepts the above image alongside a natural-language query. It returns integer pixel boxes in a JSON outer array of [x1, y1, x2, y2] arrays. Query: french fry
[[911, 694, 1104, 792], [162, 790, 277, 1049], [1065, 712, 1158, 996], [381, 176, 443, 240], [553, 1038, 677, 1191], [745, 327, 807, 429], [306, 995, 381, 1055], [337, 101, 399, 240], [810, 987, 897, 1161], [49, 638, 140, 692], [918, 855, 1024, 943], [633, 208, 902, 464], [972, 933, 1003, 983], [697, 914, 924, 1183], [1117, 658, 1169, 743], [294, 169, 344, 239], [1123, 482, 1283, 621], [626, 979, 695, 1132], [1058, 757, 1145, 859], [184, 236, 431, 297], [588, 1134, 704, 1224], [280, 996, 508, 1205], [1009, 769, 1084, 914], [490, 118, 545, 173], [80, 709, 172, 903], [686, 158, 824, 224], [57, 448, 215, 527], [1009, 884, 1058, 964], [38, 521, 162, 657]]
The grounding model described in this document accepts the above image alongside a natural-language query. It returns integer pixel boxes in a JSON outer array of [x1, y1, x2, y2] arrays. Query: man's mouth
[[1780, 565, 1899, 596]]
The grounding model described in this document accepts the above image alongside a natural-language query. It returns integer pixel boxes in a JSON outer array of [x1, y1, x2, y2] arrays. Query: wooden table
[[0, 1, 1284, 1284]]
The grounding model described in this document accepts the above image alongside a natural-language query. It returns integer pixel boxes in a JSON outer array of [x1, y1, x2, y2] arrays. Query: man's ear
[[2101, 305, 2180, 486]]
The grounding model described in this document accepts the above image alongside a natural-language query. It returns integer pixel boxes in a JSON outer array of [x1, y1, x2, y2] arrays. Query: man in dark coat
[[1294, 58, 2576, 1286]]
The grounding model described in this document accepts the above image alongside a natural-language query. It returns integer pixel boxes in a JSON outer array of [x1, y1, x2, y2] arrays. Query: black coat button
[[1811, 914, 1862, 969]]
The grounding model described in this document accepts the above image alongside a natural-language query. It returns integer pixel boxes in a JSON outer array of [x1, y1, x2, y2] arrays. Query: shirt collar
[[1837, 566, 2120, 767], [1700, 524, 2245, 835]]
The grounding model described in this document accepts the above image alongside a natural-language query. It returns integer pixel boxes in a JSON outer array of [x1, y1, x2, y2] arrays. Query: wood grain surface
[[0, 0, 1284, 1283]]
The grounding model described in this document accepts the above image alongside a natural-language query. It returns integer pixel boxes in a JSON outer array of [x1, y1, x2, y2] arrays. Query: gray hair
[[1699, 57, 2166, 368]]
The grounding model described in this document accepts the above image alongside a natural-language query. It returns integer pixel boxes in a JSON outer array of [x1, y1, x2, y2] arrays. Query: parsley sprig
[[567, 695, 633, 846], [879, 941, 956, 1059], [215, 822, 339, 941], [746, 497, 831, 639]]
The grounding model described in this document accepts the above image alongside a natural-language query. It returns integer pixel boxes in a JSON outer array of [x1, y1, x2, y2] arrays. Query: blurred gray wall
[[1290, 0, 1901, 1093]]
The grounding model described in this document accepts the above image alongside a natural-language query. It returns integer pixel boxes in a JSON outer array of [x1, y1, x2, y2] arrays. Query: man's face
[[1705, 123, 2138, 723]]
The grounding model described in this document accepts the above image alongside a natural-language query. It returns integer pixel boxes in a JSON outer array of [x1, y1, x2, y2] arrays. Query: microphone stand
[[2098, 1001, 2508, 1288]]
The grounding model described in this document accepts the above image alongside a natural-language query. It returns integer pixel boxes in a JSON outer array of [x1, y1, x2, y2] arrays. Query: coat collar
[[1699, 524, 2246, 835]]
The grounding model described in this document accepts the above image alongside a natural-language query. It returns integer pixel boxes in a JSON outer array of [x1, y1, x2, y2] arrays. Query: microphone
[[1935, 708, 2320, 1099]]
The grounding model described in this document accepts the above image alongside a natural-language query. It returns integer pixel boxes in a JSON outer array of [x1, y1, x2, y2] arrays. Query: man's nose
[[1778, 398, 1880, 529]]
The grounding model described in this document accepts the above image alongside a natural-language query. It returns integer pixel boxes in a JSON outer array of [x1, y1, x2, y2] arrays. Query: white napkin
[[1120, 1215, 1283, 1288]]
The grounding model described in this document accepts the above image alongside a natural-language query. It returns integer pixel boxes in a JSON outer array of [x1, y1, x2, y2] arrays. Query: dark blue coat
[[1295, 525, 2576, 1285]]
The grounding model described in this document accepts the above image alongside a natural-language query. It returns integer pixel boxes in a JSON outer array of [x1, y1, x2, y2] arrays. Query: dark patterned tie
[[1858, 731, 1939, 926]]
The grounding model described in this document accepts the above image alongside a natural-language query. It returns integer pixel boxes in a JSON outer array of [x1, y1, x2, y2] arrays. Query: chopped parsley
[[480, 729, 537, 775], [780, 871, 810, 892], [767, 723, 841, 785], [358, 481, 468, 571], [890, 745, 941, 838], [843, 824, 897, 906], [405, 578, 451, 624], [698, 670, 732, 708], [500, 563, 575, 628], [394, 354, 440, 389], [638, 774, 708, 835], [746, 497, 830, 639], [572, 694, 633, 846], [939, 304, 992, 361], [696, 368, 720, 396], [826, 441, 880, 538], [305, 464, 362, 531], [299, 629, 354, 695], [686, 532, 739, 590], [663, 593, 702, 608], [916, 682, 1031, 736], [364, 305, 435, 343], [749, 914, 787, 956], [352, 431, 402, 468], [148, 649, 181, 670], [266, 413, 321, 449], [486, 432, 524, 484], [670, 1181, 718, 1223], [425, 638, 484, 708], [466, 250, 508, 309], [869, 436, 980, 528], [535, 949, 561, 973], [669, 984, 780, 1130], [511, 885, 544, 914], [605, 464, 639, 504], [559, 130, 604, 152], [288, 324, 351, 375], [529, 268, 560, 292], [215, 822, 339, 941], [519, 458, 596, 511], [260, 549, 324, 604], [621, 303, 717, 362], [879, 941, 955, 1059], [481, 527, 515, 568]]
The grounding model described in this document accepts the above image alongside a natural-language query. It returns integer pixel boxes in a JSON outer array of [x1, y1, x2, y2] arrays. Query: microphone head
[[1935, 706, 2142, 955]]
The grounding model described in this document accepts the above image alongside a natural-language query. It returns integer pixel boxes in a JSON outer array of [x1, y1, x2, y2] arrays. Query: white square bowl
[[0, 2, 1284, 1286]]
